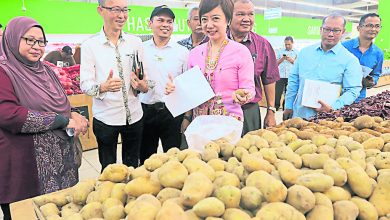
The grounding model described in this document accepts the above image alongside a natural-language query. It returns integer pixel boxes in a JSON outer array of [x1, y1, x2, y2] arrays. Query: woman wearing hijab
[[0, 17, 88, 220]]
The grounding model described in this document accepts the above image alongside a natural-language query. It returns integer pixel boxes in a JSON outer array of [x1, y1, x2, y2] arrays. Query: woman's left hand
[[69, 112, 89, 136], [232, 89, 251, 105]]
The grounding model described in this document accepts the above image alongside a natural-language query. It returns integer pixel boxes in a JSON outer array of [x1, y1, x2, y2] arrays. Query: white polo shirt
[[80, 29, 143, 126], [139, 38, 189, 105]]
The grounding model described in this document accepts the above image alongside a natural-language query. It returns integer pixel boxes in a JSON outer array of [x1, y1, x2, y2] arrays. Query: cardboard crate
[[68, 94, 97, 151]]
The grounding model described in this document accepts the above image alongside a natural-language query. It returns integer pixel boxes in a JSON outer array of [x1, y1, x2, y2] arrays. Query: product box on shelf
[[68, 94, 97, 151]]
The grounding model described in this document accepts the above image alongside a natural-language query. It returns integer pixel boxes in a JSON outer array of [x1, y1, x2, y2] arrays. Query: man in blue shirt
[[283, 13, 362, 120], [343, 13, 384, 102]]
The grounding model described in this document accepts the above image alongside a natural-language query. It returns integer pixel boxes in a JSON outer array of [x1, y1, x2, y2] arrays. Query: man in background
[[343, 13, 384, 102], [44, 45, 76, 67], [229, 0, 280, 134], [275, 36, 298, 111], [283, 13, 362, 120], [178, 6, 205, 50]]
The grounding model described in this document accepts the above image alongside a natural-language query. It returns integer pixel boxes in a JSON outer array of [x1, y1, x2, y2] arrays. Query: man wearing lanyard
[[80, 0, 148, 170], [275, 36, 298, 111], [343, 13, 384, 103], [229, 0, 280, 134], [139, 5, 189, 164]]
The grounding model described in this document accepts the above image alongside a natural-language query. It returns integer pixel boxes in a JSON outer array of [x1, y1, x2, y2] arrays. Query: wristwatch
[[267, 106, 277, 113]]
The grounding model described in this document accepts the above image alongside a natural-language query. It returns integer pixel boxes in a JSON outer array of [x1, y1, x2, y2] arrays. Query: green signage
[[0, 0, 351, 39]]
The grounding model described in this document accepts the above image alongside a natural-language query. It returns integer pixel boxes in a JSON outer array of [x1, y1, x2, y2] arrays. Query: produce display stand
[[68, 94, 97, 151]]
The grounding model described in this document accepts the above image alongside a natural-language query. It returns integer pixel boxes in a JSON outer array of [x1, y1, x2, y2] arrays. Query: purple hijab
[[0, 17, 70, 117]]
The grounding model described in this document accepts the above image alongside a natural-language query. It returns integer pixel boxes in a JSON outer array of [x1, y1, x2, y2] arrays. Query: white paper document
[[163, 66, 215, 117], [361, 65, 373, 78], [301, 79, 341, 109]]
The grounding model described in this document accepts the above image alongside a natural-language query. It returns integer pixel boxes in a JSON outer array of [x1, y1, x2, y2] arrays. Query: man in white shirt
[[139, 5, 189, 164], [80, 0, 148, 170]]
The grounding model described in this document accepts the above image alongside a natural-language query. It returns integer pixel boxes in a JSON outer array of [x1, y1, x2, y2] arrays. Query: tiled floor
[[1, 84, 389, 220]]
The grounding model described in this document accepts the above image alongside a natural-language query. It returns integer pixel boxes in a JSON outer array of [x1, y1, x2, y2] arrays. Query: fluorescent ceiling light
[[271, 0, 369, 14]]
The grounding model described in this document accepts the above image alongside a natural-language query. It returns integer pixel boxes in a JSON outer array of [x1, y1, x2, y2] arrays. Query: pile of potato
[[33, 115, 390, 220]]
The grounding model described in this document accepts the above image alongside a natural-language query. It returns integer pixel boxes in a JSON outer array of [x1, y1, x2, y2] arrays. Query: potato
[[276, 160, 301, 186], [246, 170, 287, 202], [312, 134, 328, 147], [222, 208, 251, 220], [40, 203, 60, 217], [156, 187, 181, 203], [351, 149, 367, 169], [269, 141, 286, 148], [333, 200, 359, 220], [302, 153, 329, 169], [275, 147, 302, 168], [95, 181, 115, 203], [126, 199, 160, 220], [64, 213, 83, 220], [240, 186, 262, 211], [233, 147, 249, 161], [193, 197, 225, 218], [375, 152, 390, 169], [177, 149, 201, 162], [103, 205, 125, 220], [286, 185, 315, 214], [313, 192, 333, 208], [295, 144, 317, 155], [144, 158, 164, 171], [261, 130, 279, 143], [345, 140, 364, 151], [236, 138, 251, 149], [60, 203, 82, 218], [131, 166, 151, 179], [155, 199, 187, 220], [99, 163, 129, 182], [384, 142, 390, 152], [110, 183, 127, 204], [71, 180, 96, 205], [157, 160, 188, 189], [323, 159, 347, 186], [306, 205, 333, 220], [183, 157, 216, 181], [241, 153, 273, 173], [296, 173, 334, 192], [213, 171, 240, 189], [125, 176, 161, 197], [369, 172, 390, 216], [255, 202, 305, 220], [351, 196, 378, 220], [350, 131, 374, 143], [365, 162, 378, 179], [207, 159, 225, 172], [353, 115, 375, 129], [323, 186, 351, 202], [232, 165, 249, 182], [46, 215, 62, 220], [80, 202, 104, 219], [185, 209, 202, 220], [213, 185, 241, 208], [288, 139, 311, 151], [102, 198, 123, 212], [381, 133, 390, 143], [317, 145, 336, 157], [220, 143, 236, 159], [259, 148, 277, 164], [346, 166, 374, 198], [285, 118, 308, 129], [181, 172, 213, 207], [363, 137, 385, 150], [334, 145, 351, 158]]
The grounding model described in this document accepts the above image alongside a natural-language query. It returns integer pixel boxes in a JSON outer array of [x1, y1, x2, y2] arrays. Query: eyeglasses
[[321, 27, 343, 34], [21, 37, 48, 47], [100, 6, 131, 14], [361, 24, 382, 29]]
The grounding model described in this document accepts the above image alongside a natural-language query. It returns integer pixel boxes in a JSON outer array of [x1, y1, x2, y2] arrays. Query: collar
[[317, 42, 343, 54], [148, 37, 175, 48], [228, 30, 251, 43], [98, 28, 124, 45]]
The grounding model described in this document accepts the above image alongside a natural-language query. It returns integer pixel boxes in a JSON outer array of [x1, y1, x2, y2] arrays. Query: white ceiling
[[69, 0, 379, 23]]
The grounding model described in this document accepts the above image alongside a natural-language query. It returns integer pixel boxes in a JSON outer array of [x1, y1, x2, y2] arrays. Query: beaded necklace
[[205, 39, 228, 71]]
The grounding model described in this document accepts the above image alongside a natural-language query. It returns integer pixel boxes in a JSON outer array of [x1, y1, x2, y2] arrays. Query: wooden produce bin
[[68, 94, 97, 151], [375, 60, 390, 87]]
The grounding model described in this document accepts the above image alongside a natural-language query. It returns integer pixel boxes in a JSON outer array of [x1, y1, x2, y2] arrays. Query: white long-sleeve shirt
[[139, 39, 189, 105], [80, 29, 143, 126]]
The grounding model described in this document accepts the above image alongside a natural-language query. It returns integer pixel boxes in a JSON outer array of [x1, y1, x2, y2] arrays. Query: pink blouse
[[188, 39, 255, 121]]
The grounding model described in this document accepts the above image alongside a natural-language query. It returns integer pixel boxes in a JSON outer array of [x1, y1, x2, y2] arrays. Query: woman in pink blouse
[[167, 0, 255, 126]]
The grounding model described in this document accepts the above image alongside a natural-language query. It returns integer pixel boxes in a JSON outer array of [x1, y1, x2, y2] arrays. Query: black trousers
[[275, 78, 288, 110], [1, 203, 11, 220], [140, 103, 183, 164], [93, 118, 143, 171]]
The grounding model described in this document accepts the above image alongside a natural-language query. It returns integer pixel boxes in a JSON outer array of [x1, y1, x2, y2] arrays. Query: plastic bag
[[184, 115, 243, 153]]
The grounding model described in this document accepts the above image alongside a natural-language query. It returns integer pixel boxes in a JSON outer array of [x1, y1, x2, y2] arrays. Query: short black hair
[[359, 13, 381, 26], [0, 24, 2, 28], [285, 36, 294, 43], [199, 0, 234, 24]]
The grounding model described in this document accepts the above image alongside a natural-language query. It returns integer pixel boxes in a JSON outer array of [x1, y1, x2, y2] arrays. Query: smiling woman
[[0, 17, 88, 220]]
